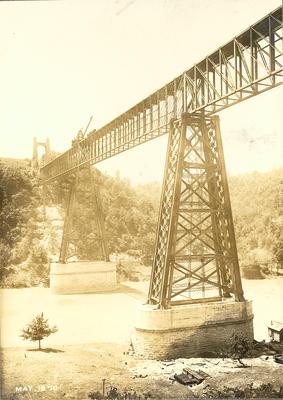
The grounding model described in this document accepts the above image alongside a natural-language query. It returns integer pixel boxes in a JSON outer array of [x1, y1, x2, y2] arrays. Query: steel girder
[[59, 167, 109, 263], [148, 114, 244, 308], [40, 6, 282, 183]]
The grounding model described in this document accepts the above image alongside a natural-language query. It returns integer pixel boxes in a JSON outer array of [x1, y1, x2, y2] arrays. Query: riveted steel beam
[[40, 6, 282, 183], [148, 114, 244, 308]]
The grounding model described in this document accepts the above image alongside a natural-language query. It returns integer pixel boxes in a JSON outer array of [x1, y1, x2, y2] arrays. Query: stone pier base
[[50, 261, 117, 294], [132, 299, 253, 359]]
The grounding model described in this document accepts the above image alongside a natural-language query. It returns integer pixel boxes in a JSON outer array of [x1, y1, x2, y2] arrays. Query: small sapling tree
[[230, 332, 250, 367], [20, 312, 58, 349]]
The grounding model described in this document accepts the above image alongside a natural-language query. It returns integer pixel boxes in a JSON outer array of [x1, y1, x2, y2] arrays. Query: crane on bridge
[[71, 115, 94, 147], [40, 6, 282, 309]]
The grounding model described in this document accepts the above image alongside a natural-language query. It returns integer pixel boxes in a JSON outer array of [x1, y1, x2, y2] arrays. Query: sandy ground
[[1, 341, 283, 400], [1, 277, 283, 399], [0, 277, 283, 348], [0, 284, 143, 348]]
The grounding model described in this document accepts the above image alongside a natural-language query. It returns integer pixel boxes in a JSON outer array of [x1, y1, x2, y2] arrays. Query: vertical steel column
[[201, 119, 230, 298], [58, 167, 110, 263], [212, 115, 244, 301], [148, 113, 245, 308], [148, 118, 187, 309], [90, 175, 110, 262], [59, 175, 77, 263]]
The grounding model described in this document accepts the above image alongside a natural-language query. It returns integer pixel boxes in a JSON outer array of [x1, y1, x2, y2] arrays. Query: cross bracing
[[40, 6, 283, 183], [148, 115, 244, 307]]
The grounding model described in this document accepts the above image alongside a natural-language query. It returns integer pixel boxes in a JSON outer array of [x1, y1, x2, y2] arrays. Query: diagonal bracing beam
[[59, 167, 109, 263], [40, 6, 283, 183], [148, 114, 244, 308]]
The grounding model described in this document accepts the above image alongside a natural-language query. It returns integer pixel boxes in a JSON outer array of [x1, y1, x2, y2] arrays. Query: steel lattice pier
[[148, 114, 244, 308], [59, 167, 109, 263], [38, 6, 283, 308]]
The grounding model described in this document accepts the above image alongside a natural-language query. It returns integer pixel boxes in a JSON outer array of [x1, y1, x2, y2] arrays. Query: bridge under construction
[[38, 6, 282, 359]]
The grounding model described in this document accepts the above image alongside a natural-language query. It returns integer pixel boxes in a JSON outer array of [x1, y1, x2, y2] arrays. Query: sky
[[0, 0, 282, 185]]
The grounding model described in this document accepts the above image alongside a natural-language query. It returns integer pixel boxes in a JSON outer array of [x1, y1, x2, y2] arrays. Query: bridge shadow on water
[[118, 283, 147, 301], [55, 283, 148, 301]]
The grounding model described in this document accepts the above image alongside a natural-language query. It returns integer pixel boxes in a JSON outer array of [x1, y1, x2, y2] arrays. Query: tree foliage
[[229, 169, 283, 268], [1, 158, 282, 288], [53, 168, 158, 262], [30, 167, 283, 271], [0, 160, 40, 281], [20, 312, 58, 349], [229, 332, 250, 367], [272, 240, 283, 268]]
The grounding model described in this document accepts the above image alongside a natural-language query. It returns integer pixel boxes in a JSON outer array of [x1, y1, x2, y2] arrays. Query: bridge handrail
[[40, 6, 283, 183]]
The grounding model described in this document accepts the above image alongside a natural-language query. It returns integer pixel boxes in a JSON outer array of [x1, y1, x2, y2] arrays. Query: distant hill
[[229, 169, 283, 266], [0, 157, 31, 167], [0, 160, 42, 287], [0, 158, 282, 288], [136, 169, 283, 267]]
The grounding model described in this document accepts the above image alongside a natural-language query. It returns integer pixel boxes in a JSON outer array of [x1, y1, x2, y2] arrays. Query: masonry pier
[[50, 261, 117, 294], [133, 300, 253, 359], [37, 6, 283, 357]]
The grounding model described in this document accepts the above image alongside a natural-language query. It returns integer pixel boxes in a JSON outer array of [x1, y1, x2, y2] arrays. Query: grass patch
[[2, 343, 283, 400]]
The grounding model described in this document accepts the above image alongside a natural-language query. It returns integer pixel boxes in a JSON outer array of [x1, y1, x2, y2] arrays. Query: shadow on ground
[[27, 348, 65, 353]]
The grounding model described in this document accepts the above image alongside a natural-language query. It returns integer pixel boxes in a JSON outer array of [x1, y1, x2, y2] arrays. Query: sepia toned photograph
[[0, 0, 282, 399]]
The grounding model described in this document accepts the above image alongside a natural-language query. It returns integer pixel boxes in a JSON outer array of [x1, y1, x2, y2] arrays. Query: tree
[[20, 312, 57, 349], [0, 160, 40, 286], [229, 332, 250, 367], [273, 240, 283, 270]]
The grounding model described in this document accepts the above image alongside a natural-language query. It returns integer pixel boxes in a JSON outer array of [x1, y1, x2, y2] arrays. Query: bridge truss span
[[40, 6, 282, 183]]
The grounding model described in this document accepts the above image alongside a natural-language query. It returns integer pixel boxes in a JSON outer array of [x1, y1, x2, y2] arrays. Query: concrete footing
[[132, 299, 254, 359], [50, 261, 117, 294]]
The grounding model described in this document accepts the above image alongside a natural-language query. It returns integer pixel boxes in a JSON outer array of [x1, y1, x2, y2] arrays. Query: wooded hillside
[[0, 158, 282, 287], [230, 169, 282, 267], [0, 160, 48, 287]]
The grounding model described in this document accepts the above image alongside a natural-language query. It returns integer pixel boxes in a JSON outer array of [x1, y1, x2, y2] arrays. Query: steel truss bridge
[[40, 6, 283, 309]]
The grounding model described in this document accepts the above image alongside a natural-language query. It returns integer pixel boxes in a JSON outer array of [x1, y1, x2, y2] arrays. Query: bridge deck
[[40, 6, 283, 183]]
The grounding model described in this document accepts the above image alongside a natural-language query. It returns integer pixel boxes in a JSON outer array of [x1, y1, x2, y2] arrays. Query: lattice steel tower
[[59, 167, 109, 264], [148, 114, 244, 308], [39, 6, 282, 307]]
